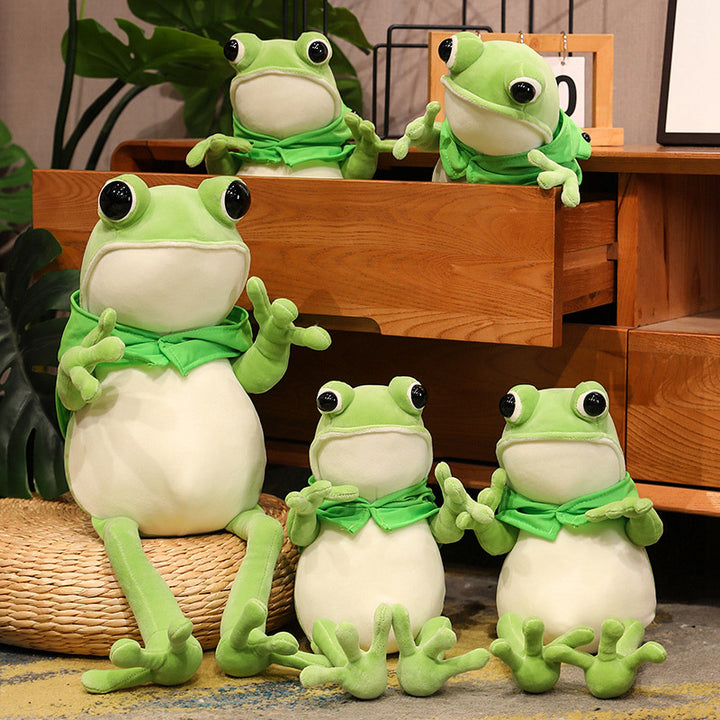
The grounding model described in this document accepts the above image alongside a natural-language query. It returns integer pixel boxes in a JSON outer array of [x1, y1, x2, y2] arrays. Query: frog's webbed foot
[[490, 613, 594, 694], [299, 604, 392, 700], [216, 598, 299, 677], [544, 618, 667, 699], [527, 148, 580, 208], [81, 617, 203, 694], [393, 605, 489, 697]]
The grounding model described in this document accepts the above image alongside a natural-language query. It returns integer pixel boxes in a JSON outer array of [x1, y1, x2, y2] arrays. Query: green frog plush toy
[[187, 32, 392, 179], [393, 33, 591, 207], [450, 382, 667, 698], [56, 174, 330, 693], [280, 378, 488, 698]]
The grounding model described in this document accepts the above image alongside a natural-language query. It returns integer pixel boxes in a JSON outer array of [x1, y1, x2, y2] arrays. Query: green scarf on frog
[[231, 107, 355, 167], [56, 290, 253, 436], [438, 110, 591, 185], [312, 476, 439, 534], [496, 472, 638, 541]]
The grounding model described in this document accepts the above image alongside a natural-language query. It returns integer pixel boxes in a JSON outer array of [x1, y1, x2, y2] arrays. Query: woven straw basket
[[0, 494, 299, 656]]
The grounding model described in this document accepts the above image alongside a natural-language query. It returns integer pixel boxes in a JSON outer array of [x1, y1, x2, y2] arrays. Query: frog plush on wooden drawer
[[454, 381, 667, 698], [282, 377, 488, 699], [56, 174, 330, 693]]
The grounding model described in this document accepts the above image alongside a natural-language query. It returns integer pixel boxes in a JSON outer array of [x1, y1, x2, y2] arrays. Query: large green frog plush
[[187, 32, 392, 179], [280, 378, 488, 698], [452, 382, 667, 698], [393, 33, 591, 207], [56, 174, 330, 693]]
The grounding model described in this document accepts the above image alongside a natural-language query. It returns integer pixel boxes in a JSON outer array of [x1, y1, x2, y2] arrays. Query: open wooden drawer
[[32, 169, 615, 347]]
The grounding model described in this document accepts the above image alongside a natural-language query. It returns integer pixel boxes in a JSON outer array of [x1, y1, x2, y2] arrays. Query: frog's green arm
[[341, 113, 395, 180], [185, 134, 252, 175], [232, 277, 330, 394], [430, 462, 473, 544], [285, 480, 359, 547], [527, 148, 581, 208], [393, 101, 442, 160], [585, 497, 663, 547], [215, 506, 300, 676], [57, 308, 125, 412]]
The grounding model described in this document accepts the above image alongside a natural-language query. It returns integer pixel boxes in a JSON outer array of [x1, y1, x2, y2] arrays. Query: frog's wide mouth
[[441, 75, 553, 146]]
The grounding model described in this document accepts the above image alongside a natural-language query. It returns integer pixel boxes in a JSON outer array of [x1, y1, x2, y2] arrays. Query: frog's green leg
[[393, 604, 489, 697], [527, 148, 581, 208], [233, 277, 331, 394], [298, 604, 392, 699], [185, 133, 252, 175], [586, 497, 664, 547], [490, 613, 595, 694], [393, 101, 442, 159], [81, 516, 203, 694], [544, 618, 667, 699], [341, 113, 395, 180], [215, 506, 299, 677]]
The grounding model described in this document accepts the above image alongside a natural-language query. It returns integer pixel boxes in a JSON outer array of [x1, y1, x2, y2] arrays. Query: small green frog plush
[[393, 33, 591, 207], [187, 32, 392, 179], [452, 382, 667, 698], [281, 378, 488, 698], [56, 174, 330, 693]]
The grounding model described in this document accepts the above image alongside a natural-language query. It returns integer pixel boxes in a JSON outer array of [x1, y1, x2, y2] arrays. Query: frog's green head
[[224, 31, 342, 139], [80, 174, 252, 334], [438, 33, 560, 156], [309, 377, 433, 501], [495, 381, 625, 504]]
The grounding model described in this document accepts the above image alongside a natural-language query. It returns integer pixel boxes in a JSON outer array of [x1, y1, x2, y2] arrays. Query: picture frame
[[657, 0, 720, 145]]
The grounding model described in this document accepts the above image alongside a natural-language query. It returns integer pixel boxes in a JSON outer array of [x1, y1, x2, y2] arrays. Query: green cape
[[313, 477, 439, 534], [438, 110, 591, 184], [496, 472, 638, 540]]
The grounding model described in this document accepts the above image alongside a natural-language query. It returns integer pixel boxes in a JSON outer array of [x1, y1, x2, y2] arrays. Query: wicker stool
[[0, 494, 299, 656]]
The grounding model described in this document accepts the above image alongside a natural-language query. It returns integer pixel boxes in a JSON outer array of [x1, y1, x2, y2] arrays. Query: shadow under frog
[[187, 32, 392, 179], [55, 174, 330, 693], [393, 32, 591, 207], [276, 378, 488, 699], [452, 381, 667, 698]]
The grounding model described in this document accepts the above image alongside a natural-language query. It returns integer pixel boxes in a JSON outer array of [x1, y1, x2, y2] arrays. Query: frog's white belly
[[497, 522, 656, 651], [66, 359, 266, 537], [294, 519, 445, 652], [239, 161, 343, 178]]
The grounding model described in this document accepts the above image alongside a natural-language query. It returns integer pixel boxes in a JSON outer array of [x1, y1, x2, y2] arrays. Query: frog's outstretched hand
[[455, 468, 519, 555], [233, 276, 331, 393], [527, 148, 581, 208], [585, 496, 664, 547], [393, 101, 442, 160], [286, 480, 359, 547], [57, 307, 125, 411], [299, 604, 392, 700], [342, 113, 395, 180], [393, 604, 489, 697], [544, 618, 667, 698], [430, 462, 478, 544], [216, 506, 299, 676], [490, 613, 594, 694], [81, 517, 203, 693], [185, 133, 253, 176]]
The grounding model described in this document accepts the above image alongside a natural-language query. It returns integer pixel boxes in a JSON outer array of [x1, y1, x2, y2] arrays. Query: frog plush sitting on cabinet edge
[[451, 381, 667, 698], [393, 32, 591, 207], [277, 377, 489, 699], [187, 32, 393, 179], [55, 174, 330, 693]]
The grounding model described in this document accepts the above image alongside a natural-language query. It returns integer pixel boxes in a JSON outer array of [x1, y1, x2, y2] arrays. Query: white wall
[[0, 1, 668, 170]]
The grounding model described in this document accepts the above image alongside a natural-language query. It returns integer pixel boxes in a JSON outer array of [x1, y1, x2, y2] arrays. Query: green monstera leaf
[[0, 119, 34, 235], [0, 229, 79, 498]]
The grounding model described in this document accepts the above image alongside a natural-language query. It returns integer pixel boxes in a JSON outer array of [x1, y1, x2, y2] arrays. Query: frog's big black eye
[[409, 382, 428, 410], [98, 180, 134, 221], [438, 38, 454, 63], [222, 180, 251, 221], [317, 388, 341, 413], [224, 38, 239, 62], [307, 39, 330, 64], [510, 80, 536, 103], [499, 393, 517, 418], [581, 391, 607, 417]]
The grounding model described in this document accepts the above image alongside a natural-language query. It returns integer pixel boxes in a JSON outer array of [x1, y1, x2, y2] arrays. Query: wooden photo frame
[[657, 0, 720, 146]]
